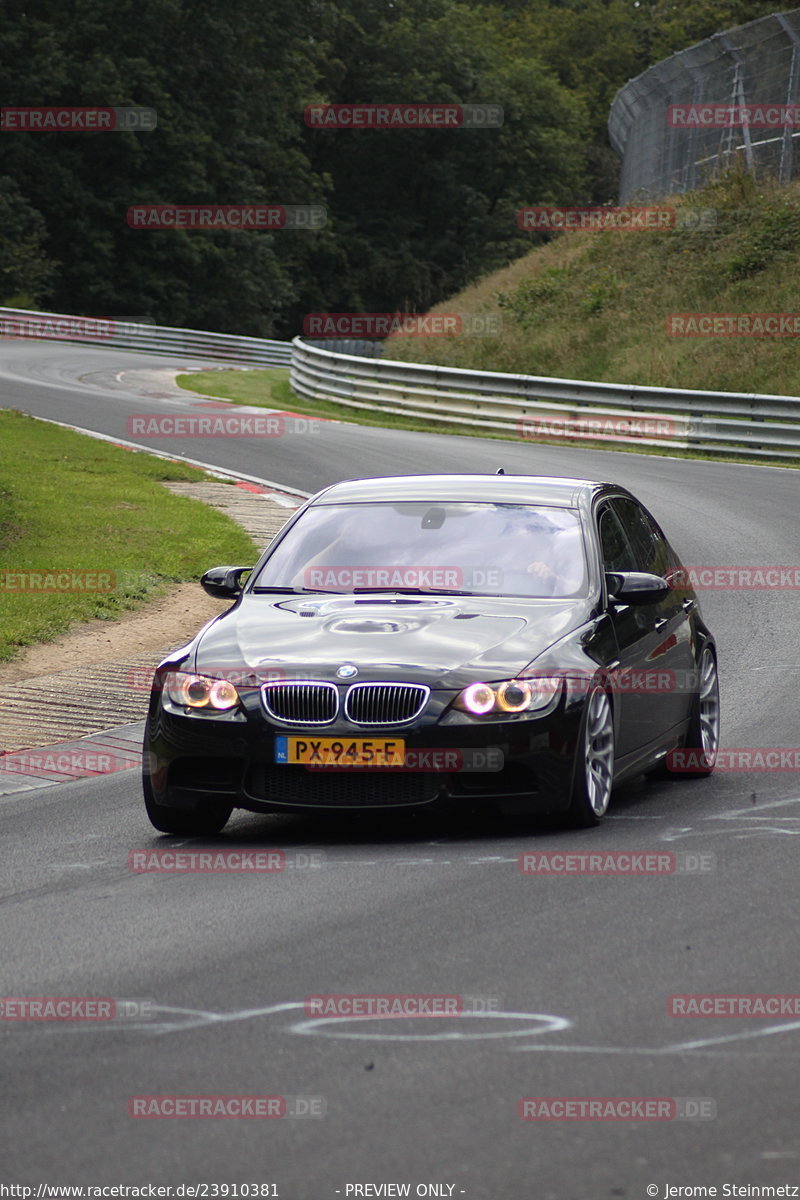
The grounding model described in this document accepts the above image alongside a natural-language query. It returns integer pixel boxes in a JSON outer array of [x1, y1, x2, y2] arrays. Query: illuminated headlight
[[164, 671, 240, 711], [453, 676, 561, 716], [458, 683, 496, 715]]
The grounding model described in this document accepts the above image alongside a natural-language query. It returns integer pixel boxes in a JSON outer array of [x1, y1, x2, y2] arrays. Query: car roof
[[310, 474, 616, 508]]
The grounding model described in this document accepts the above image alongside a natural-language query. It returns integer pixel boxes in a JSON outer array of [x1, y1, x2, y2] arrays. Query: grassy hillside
[[384, 172, 800, 398]]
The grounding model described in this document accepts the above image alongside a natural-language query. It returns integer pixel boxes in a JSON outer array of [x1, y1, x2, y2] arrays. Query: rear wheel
[[566, 686, 615, 827], [143, 771, 233, 835], [667, 646, 719, 777]]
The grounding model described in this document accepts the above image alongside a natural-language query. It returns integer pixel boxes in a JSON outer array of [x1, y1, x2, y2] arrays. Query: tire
[[143, 771, 233, 835], [566, 686, 615, 827], [666, 646, 720, 777]]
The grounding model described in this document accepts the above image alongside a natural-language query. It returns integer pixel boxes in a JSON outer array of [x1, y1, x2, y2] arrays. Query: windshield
[[252, 501, 588, 598]]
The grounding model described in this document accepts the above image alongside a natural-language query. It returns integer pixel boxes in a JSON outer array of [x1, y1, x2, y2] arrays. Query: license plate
[[275, 736, 405, 767]]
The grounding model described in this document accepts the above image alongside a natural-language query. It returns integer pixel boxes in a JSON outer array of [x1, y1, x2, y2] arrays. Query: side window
[[598, 506, 637, 573], [642, 509, 682, 578], [611, 497, 670, 577]]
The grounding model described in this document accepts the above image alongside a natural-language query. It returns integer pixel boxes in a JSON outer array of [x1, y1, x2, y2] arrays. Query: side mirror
[[201, 565, 252, 599], [605, 571, 671, 606]]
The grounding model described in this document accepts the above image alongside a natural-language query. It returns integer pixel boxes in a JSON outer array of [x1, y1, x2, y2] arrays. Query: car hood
[[193, 593, 594, 687]]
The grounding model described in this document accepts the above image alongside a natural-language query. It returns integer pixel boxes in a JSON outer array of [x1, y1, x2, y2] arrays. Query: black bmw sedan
[[142, 474, 719, 834]]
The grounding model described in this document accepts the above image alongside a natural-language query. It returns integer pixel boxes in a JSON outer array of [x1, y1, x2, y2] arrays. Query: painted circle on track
[[289, 1010, 570, 1042]]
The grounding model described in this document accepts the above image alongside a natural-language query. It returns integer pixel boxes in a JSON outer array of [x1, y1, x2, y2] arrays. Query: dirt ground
[[0, 583, 229, 684]]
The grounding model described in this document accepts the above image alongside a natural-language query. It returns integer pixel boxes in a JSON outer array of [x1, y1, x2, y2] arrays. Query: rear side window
[[610, 497, 671, 577], [598, 507, 637, 573]]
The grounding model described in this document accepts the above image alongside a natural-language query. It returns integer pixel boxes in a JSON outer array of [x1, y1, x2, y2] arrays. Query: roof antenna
[[495, 467, 505, 474]]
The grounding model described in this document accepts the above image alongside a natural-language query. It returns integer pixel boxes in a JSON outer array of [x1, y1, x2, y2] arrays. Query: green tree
[[300, 0, 588, 316], [0, 177, 56, 306]]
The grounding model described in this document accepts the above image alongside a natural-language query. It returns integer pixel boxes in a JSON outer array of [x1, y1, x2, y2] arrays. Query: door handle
[[682, 598, 696, 613], [654, 617, 668, 630]]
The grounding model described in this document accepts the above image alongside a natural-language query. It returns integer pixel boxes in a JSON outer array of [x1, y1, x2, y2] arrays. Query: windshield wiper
[[252, 585, 477, 596], [352, 586, 475, 596], [251, 586, 330, 594]]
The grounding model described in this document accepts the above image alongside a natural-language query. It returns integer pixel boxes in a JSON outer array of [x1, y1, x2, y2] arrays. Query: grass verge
[[176, 368, 799, 469], [0, 410, 258, 662], [175, 367, 477, 436]]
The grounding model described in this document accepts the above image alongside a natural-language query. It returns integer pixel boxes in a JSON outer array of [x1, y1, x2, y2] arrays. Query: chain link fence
[[609, 7, 800, 201]]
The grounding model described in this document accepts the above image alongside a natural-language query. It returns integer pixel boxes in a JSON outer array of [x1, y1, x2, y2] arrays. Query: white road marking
[[665, 1019, 800, 1051], [12, 994, 800, 1060], [465, 855, 518, 863], [661, 827, 696, 841], [662, 822, 800, 842], [387, 858, 439, 866], [514, 1018, 800, 1058], [50, 862, 108, 870], [661, 798, 800, 841], [713, 796, 800, 818], [144, 1000, 305, 1035], [607, 814, 665, 820], [289, 1010, 571, 1042]]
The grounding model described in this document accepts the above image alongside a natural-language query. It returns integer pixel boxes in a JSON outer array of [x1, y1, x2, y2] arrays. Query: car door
[[596, 500, 670, 756], [608, 495, 697, 736]]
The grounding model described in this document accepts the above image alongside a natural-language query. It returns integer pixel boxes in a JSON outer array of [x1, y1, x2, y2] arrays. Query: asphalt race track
[[1, 341, 799, 1197]]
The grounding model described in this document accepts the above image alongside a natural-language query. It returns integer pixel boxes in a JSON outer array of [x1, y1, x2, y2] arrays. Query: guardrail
[[0, 306, 292, 367], [3, 304, 798, 459], [290, 337, 800, 461]]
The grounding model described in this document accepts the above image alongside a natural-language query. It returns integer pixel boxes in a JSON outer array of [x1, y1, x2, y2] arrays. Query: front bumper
[[144, 689, 584, 816]]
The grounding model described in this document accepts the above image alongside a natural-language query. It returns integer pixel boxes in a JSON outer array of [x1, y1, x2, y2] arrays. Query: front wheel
[[143, 772, 233, 835], [566, 686, 615, 827]]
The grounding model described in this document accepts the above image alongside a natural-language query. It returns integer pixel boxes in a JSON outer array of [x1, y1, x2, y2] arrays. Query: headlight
[[496, 680, 533, 713], [164, 671, 240, 711], [459, 682, 496, 715], [453, 676, 561, 716]]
